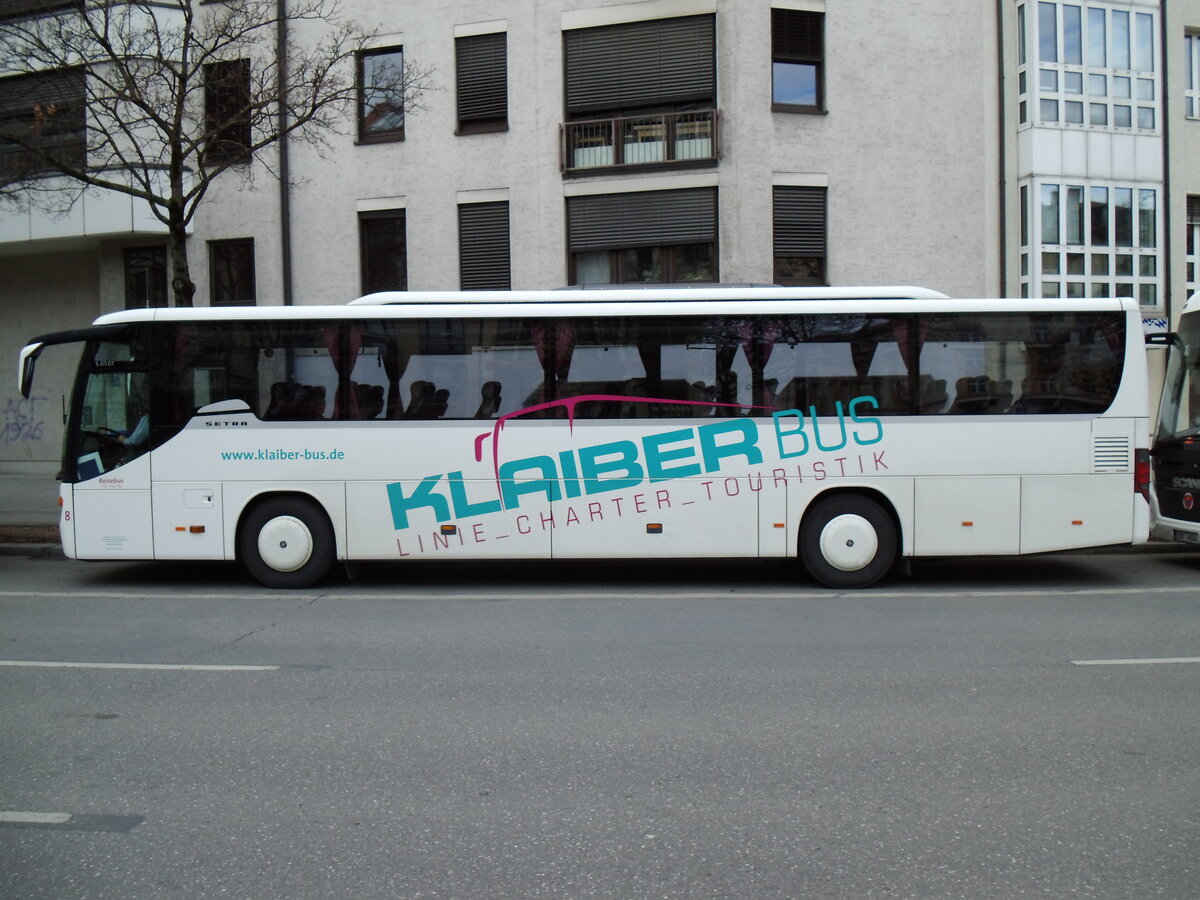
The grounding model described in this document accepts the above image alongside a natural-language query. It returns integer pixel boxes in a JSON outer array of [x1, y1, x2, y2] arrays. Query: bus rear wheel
[[239, 496, 334, 589], [799, 494, 897, 589]]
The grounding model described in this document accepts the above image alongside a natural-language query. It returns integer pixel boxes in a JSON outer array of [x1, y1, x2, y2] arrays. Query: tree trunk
[[168, 222, 195, 307]]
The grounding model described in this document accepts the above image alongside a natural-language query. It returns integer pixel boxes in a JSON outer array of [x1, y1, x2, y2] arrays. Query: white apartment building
[[2, 0, 1199, 469]]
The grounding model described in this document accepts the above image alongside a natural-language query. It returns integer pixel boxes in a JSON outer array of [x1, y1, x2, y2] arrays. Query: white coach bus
[[18, 286, 1151, 589]]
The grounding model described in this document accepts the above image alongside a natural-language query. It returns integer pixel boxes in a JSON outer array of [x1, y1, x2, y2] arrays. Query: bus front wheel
[[799, 494, 897, 589], [239, 496, 334, 589]]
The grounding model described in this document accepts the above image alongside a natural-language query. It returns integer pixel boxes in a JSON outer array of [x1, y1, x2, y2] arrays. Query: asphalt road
[[1, 549, 1198, 899]]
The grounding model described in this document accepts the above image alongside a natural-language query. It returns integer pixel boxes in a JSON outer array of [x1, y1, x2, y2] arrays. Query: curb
[[0, 525, 59, 543], [0, 525, 63, 558], [0, 542, 63, 559]]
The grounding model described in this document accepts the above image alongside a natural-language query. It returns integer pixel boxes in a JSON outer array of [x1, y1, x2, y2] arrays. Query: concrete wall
[[0, 250, 100, 467], [198, 0, 1004, 304]]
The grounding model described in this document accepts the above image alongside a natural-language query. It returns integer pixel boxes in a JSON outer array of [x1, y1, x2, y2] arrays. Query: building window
[[771, 8, 824, 111], [773, 185, 826, 285], [360, 210, 407, 293], [0, 69, 85, 181], [459, 201, 510, 289], [124, 246, 168, 309], [456, 32, 507, 134], [204, 59, 251, 165], [1021, 179, 1160, 307], [209, 239, 255, 306], [1186, 33, 1200, 119], [1187, 196, 1199, 301], [562, 15, 716, 172], [1020, 2, 1159, 134], [358, 46, 406, 143], [566, 188, 717, 285]]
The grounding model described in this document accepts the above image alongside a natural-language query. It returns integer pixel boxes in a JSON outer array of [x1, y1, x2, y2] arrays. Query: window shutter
[[456, 32, 507, 127], [564, 15, 715, 114], [204, 59, 251, 164], [360, 211, 407, 294], [459, 202, 511, 290], [0, 68, 81, 111], [773, 186, 826, 256], [772, 8, 823, 60], [1188, 195, 1200, 224], [567, 188, 716, 252], [209, 238, 256, 306]]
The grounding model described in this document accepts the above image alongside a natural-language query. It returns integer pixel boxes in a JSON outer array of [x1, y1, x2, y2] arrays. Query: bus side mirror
[[18, 341, 44, 399]]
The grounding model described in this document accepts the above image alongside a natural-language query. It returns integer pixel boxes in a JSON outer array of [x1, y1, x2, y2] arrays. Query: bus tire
[[239, 496, 334, 589], [799, 494, 897, 589]]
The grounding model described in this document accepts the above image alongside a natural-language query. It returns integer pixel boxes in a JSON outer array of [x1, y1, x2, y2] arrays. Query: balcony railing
[[562, 109, 719, 173], [0, 169, 183, 247]]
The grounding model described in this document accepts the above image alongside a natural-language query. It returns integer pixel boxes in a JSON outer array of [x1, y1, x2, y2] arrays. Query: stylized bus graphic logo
[[473, 393, 758, 483]]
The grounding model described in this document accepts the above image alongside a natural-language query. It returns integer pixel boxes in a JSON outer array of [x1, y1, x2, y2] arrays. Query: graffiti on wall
[[2, 395, 47, 444]]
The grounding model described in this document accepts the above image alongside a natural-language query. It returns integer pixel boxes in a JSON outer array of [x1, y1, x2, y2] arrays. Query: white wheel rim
[[818, 513, 879, 572], [257, 515, 314, 573]]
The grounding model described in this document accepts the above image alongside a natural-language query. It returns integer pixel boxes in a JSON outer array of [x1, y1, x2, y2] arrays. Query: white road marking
[[0, 660, 279, 671], [0, 812, 72, 825], [0, 811, 145, 832], [1071, 657, 1200, 666]]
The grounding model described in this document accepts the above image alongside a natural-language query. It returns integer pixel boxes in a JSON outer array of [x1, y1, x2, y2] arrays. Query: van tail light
[[1134, 448, 1151, 502]]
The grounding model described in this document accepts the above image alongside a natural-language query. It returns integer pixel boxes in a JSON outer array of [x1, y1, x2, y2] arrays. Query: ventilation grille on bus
[[1092, 435, 1131, 472]]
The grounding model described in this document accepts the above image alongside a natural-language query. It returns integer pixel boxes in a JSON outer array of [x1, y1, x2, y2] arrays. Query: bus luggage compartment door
[[152, 483, 225, 559], [1020, 474, 1130, 552], [913, 477, 1021, 556], [548, 475, 765, 559]]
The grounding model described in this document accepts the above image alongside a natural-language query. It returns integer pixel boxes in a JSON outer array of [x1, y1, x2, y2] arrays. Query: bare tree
[[0, 0, 432, 305]]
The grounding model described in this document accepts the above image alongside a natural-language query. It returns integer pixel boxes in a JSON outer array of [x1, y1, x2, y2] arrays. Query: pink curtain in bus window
[[636, 342, 661, 385], [1099, 317, 1123, 353], [532, 322, 576, 381], [381, 323, 415, 419], [171, 327, 190, 421], [382, 352, 402, 418], [323, 324, 362, 418], [892, 318, 927, 372], [740, 320, 779, 408], [850, 339, 878, 377]]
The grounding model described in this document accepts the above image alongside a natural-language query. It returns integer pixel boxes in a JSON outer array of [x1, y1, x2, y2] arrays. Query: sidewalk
[[0, 462, 62, 549]]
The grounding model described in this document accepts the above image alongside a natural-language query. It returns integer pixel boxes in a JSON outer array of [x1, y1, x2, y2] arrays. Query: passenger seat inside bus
[[352, 382, 385, 419], [265, 382, 327, 419], [405, 381, 450, 418], [474, 381, 502, 418]]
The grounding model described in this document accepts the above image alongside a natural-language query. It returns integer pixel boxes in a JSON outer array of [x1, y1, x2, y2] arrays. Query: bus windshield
[[72, 334, 153, 480], [1155, 315, 1200, 442]]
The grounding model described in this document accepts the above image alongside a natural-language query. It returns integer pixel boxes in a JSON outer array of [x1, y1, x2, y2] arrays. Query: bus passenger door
[[71, 455, 154, 559]]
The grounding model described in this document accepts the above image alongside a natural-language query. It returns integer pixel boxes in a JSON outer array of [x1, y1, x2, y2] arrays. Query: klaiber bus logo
[[385, 394, 887, 546]]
